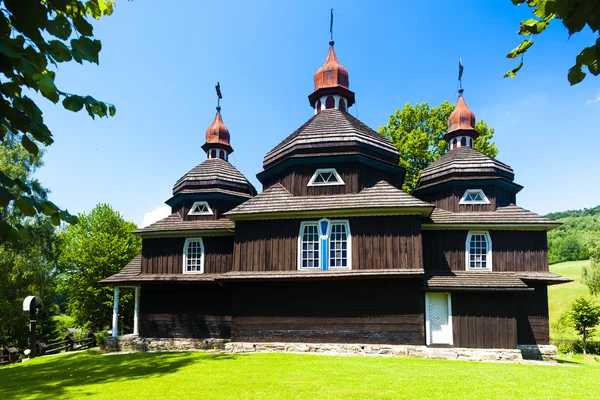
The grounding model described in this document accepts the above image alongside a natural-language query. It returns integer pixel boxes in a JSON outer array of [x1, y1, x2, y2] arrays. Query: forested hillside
[[546, 206, 600, 264]]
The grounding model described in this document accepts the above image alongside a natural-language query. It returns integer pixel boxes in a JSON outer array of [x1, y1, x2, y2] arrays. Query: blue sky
[[35, 0, 600, 226]]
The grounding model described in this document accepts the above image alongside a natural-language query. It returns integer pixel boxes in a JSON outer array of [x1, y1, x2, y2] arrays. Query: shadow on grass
[[0, 350, 238, 399]]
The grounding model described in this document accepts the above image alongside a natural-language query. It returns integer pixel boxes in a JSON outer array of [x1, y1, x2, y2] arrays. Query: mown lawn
[[549, 260, 590, 339], [1, 350, 599, 400]]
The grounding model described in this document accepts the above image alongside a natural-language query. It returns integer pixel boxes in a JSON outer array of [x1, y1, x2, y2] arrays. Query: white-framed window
[[183, 237, 204, 274], [307, 168, 345, 186], [459, 189, 490, 205], [298, 219, 351, 270], [188, 201, 213, 216], [465, 231, 492, 270]]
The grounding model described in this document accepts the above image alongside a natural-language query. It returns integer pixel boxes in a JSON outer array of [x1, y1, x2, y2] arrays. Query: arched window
[[452, 138, 457, 149], [465, 231, 492, 270], [316, 100, 322, 113], [461, 137, 467, 147], [183, 238, 204, 273], [219, 150, 224, 160], [210, 149, 216, 159], [325, 96, 335, 109], [339, 98, 346, 112]]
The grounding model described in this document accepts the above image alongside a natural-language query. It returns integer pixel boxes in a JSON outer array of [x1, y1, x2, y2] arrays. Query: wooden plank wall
[[422, 230, 548, 272], [452, 292, 517, 349], [231, 279, 425, 345], [262, 163, 404, 196], [516, 284, 550, 345], [233, 216, 423, 272], [141, 236, 234, 274], [172, 199, 242, 221], [417, 184, 516, 212], [139, 284, 232, 338]]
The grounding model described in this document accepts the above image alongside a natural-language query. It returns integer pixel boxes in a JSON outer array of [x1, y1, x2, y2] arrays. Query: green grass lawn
[[1, 350, 599, 400], [548, 260, 591, 339]]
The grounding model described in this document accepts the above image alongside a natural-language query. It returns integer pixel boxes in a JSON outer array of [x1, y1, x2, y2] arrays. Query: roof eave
[[225, 206, 435, 221], [421, 223, 560, 231]]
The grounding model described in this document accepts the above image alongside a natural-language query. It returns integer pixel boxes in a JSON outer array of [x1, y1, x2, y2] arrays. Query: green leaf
[[504, 61, 524, 79], [29, 121, 54, 145], [73, 15, 94, 36], [518, 18, 550, 35], [32, 73, 60, 103], [506, 40, 533, 59], [46, 14, 72, 40], [63, 95, 86, 112], [568, 66, 586, 85], [21, 135, 39, 156], [0, 171, 15, 187], [0, 187, 16, 207], [48, 40, 73, 62], [71, 37, 101, 64], [588, 60, 600, 76], [108, 105, 116, 117], [51, 212, 61, 226], [13, 178, 32, 194], [40, 200, 61, 216], [14, 196, 37, 217]]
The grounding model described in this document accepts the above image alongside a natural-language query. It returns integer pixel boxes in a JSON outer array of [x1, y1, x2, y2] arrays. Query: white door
[[426, 293, 453, 345]]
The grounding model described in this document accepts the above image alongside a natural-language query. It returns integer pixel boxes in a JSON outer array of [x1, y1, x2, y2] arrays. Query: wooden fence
[[37, 333, 96, 356]]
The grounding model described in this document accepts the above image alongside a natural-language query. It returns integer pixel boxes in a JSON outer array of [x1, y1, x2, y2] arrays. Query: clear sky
[[35, 0, 600, 227]]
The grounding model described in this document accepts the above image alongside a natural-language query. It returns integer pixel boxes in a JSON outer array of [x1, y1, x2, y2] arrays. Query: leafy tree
[[0, 0, 116, 243], [569, 296, 600, 354], [378, 101, 498, 193], [546, 206, 600, 263], [506, 0, 600, 85], [0, 133, 61, 349], [582, 260, 600, 296], [58, 204, 141, 332]]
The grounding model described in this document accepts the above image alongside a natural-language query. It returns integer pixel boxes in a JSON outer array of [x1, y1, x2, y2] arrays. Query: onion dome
[[308, 41, 355, 112], [443, 89, 479, 149], [201, 108, 234, 160]]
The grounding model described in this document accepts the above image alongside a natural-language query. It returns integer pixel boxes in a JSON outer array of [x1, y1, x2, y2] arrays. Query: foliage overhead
[[569, 296, 600, 354], [506, 0, 600, 85], [0, 0, 116, 243], [378, 101, 498, 193], [58, 203, 141, 332]]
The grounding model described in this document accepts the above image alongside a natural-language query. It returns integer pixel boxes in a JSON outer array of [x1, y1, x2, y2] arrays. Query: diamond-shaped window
[[308, 168, 345, 186], [188, 201, 213, 215], [459, 189, 490, 205]]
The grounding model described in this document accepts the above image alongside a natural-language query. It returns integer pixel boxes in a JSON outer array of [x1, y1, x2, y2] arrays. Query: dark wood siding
[[141, 236, 234, 274], [516, 284, 549, 345], [417, 184, 516, 212], [233, 216, 422, 272], [422, 230, 548, 273], [262, 163, 403, 196], [172, 198, 243, 221], [231, 279, 424, 344], [139, 284, 231, 338], [452, 292, 517, 349]]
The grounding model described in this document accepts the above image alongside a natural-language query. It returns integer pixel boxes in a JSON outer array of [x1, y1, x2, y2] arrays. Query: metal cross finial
[[215, 81, 222, 111], [330, 8, 334, 42], [458, 59, 464, 92]]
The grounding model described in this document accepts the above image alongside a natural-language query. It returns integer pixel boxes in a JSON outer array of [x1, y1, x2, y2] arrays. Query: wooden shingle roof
[[99, 255, 141, 284], [134, 213, 235, 237], [424, 271, 530, 290], [515, 271, 573, 285], [224, 180, 434, 219], [417, 146, 516, 189], [263, 109, 399, 168], [423, 205, 560, 229], [173, 158, 256, 196]]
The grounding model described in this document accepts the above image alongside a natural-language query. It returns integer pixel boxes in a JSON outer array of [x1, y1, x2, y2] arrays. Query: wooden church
[[102, 36, 570, 352]]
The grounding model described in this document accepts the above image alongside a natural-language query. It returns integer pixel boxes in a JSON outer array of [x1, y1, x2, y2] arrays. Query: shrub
[[553, 338, 600, 355]]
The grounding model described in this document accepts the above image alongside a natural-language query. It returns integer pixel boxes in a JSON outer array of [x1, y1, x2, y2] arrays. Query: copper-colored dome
[[204, 109, 232, 151], [448, 91, 476, 134], [314, 41, 349, 91]]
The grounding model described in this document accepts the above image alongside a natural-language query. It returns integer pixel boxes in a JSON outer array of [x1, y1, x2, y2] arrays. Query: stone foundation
[[104, 336, 228, 353], [518, 345, 558, 362]]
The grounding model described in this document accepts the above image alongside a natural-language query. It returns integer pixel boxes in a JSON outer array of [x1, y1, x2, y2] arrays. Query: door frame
[[425, 292, 453, 345]]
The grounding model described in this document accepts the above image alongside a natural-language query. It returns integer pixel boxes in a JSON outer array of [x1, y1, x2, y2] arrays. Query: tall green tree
[[0, 133, 61, 349], [58, 204, 141, 332], [569, 296, 600, 355], [0, 0, 116, 243], [378, 101, 498, 193], [506, 0, 600, 85], [583, 260, 600, 296]]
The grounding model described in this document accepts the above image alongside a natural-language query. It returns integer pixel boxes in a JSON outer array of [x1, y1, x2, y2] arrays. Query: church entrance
[[425, 292, 453, 345]]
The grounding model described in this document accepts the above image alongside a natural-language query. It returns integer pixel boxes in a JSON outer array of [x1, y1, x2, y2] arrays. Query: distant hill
[[545, 205, 600, 264]]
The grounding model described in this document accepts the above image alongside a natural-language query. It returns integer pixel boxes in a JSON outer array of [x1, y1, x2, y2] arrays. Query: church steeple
[[201, 82, 233, 161], [308, 11, 355, 113], [444, 61, 479, 150]]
